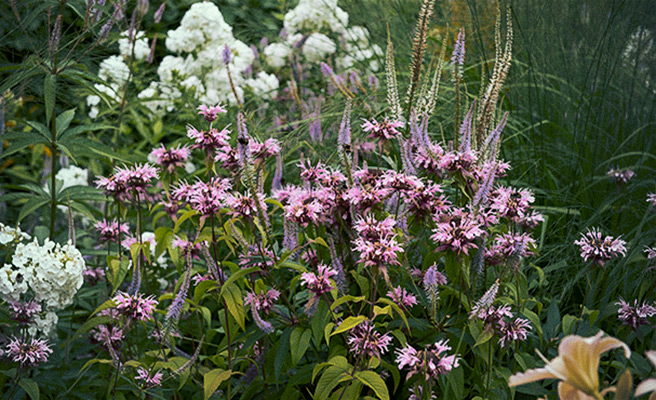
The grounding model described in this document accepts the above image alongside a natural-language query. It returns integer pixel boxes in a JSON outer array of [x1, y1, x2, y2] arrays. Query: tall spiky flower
[[458, 100, 476, 153], [476, 4, 513, 145], [418, 37, 447, 117], [385, 33, 402, 121], [405, 0, 435, 118]]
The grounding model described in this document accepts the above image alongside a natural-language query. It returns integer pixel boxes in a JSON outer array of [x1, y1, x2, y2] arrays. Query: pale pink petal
[[508, 367, 558, 387], [636, 379, 656, 397]]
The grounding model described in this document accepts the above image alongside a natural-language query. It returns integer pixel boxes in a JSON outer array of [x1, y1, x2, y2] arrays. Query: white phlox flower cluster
[[55, 165, 89, 190], [262, 0, 381, 72], [0, 223, 30, 246], [0, 239, 85, 335], [137, 2, 278, 116], [337, 26, 383, 71], [118, 30, 150, 61], [86, 55, 132, 119]]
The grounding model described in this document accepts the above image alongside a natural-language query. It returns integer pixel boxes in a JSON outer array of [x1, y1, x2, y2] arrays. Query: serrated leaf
[[23, 120, 52, 142], [315, 365, 349, 400], [354, 371, 389, 400], [331, 315, 366, 336], [221, 283, 245, 331], [55, 109, 76, 136], [203, 369, 232, 400]]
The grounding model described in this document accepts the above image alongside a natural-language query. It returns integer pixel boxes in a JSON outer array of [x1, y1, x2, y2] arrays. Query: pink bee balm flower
[[149, 144, 191, 173], [387, 286, 418, 308], [244, 288, 280, 334], [607, 168, 635, 185], [5, 336, 53, 365], [647, 193, 656, 207], [135, 367, 164, 388], [352, 234, 404, 268], [172, 237, 203, 259], [300, 264, 337, 296], [395, 340, 459, 380], [361, 118, 404, 141], [498, 317, 532, 348], [574, 227, 627, 266], [94, 219, 130, 243], [431, 209, 485, 255], [615, 298, 656, 330], [8, 300, 41, 324], [187, 125, 230, 155], [346, 320, 393, 358], [112, 291, 158, 321], [197, 104, 226, 122]]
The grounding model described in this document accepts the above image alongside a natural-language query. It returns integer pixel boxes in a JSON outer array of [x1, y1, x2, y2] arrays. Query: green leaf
[[330, 295, 365, 312], [194, 280, 218, 304], [354, 371, 389, 400], [275, 327, 292, 383], [315, 365, 349, 400], [521, 309, 543, 339], [1, 135, 50, 160], [290, 327, 312, 366], [23, 120, 52, 142], [19, 378, 39, 400], [44, 73, 56, 124], [221, 283, 245, 331], [219, 266, 261, 297], [76, 315, 113, 335], [331, 315, 366, 336], [376, 298, 409, 330], [58, 123, 117, 141], [473, 328, 495, 348], [55, 109, 76, 137], [203, 369, 232, 400], [90, 299, 117, 317], [18, 198, 49, 223], [173, 209, 199, 233], [108, 258, 131, 294]]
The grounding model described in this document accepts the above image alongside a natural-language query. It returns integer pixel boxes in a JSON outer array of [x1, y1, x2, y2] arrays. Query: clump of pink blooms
[[574, 227, 627, 266], [149, 144, 191, 173], [245, 288, 280, 334], [607, 168, 635, 184], [135, 367, 164, 388], [387, 286, 418, 308], [346, 320, 393, 358], [8, 300, 41, 324], [395, 340, 459, 380], [361, 118, 404, 141], [647, 193, 656, 207], [4, 336, 53, 365], [112, 291, 158, 321], [94, 219, 130, 243], [95, 163, 158, 201], [616, 298, 656, 330], [431, 208, 485, 255], [300, 264, 337, 310]]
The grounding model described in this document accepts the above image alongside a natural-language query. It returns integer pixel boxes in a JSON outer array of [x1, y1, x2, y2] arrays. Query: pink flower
[[353, 215, 396, 241], [245, 288, 280, 314], [283, 188, 325, 227], [490, 186, 535, 221], [197, 104, 226, 122], [187, 125, 230, 154], [8, 300, 41, 324], [300, 264, 337, 296], [404, 184, 450, 218], [607, 168, 635, 184], [647, 193, 656, 207], [485, 233, 536, 266], [83, 267, 106, 285], [431, 209, 485, 255], [439, 149, 478, 178], [346, 320, 393, 358], [149, 144, 191, 173], [361, 118, 404, 141], [114, 163, 158, 192], [352, 235, 404, 268], [113, 291, 158, 321], [225, 192, 268, 220], [387, 286, 418, 308], [574, 228, 627, 266], [615, 298, 656, 330], [395, 340, 459, 380], [186, 177, 232, 216], [299, 160, 329, 183], [94, 219, 130, 243], [249, 138, 281, 161], [414, 142, 445, 174], [5, 336, 53, 365], [135, 367, 163, 388], [172, 237, 203, 259], [498, 317, 532, 347]]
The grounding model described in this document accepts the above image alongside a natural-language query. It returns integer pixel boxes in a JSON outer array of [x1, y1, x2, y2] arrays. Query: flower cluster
[[615, 298, 656, 330], [574, 227, 627, 266], [346, 320, 393, 358], [395, 340, 460, 380], [0, 222, 30, 245], [607, 168, 635, 184], [4, 336, 53, 366], [112, 291, 158, 322], [95, 164, 159, 202]]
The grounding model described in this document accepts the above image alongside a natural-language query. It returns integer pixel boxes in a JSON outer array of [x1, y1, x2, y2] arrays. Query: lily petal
[[508, 367, 558, 387], [636, 378, 656, 397]]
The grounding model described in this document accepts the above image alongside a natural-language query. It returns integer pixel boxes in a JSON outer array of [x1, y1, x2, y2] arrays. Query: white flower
[[98, 55, 130, 86], [263, 43, 292, 68], [118, 30, 150, 61], [283, 0, 348, 35], [28, 311, 59, 337], [0, 264, 28, 301], [141, 232, 167, 268], [11, 239, 85, 310], [184, 162, 196, 174], [303, 33, 336, 62], [0, 223, 30, 245], [245, 71, 280, 99], [55, 165, 88, 189]]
